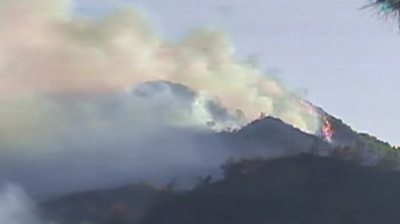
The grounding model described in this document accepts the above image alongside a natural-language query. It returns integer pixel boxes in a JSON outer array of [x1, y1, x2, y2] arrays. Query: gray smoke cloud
[[0, 184, 42, 224]]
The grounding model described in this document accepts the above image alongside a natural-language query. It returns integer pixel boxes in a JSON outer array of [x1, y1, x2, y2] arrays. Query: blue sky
[[75, 0, 400, 145]]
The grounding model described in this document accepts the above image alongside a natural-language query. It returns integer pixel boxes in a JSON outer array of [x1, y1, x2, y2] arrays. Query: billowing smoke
[[0, 184, 42, 224], [0, 0, 320, 143], [0, 0, 323, 200]]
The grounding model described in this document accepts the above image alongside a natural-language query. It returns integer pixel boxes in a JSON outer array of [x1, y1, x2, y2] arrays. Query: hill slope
[[219, 116, 330, 158], [41, 113, 400, 224], [41, 184, 162, 224], [43, 154, 400, 224], [143, 154, 400, 224]]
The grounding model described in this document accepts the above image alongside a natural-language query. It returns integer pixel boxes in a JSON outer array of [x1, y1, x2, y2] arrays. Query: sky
[[74, 0, 400, 146]]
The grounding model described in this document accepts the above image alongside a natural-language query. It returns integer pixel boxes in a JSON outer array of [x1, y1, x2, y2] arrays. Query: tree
[[362, 0, 400, 27]]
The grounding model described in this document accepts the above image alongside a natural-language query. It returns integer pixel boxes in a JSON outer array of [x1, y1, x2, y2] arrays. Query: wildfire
[[321, 117, 334, 142]]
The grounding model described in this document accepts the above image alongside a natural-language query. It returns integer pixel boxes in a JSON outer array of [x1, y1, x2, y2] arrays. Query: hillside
[[143, 154, 400, 224], [323, 114, 400, 167], [40, 113, 400, 224], [41, 183, 162, 224], [217, 114, 399, 167], [218, 116, 330, 158], [43, 154, 400, 224]]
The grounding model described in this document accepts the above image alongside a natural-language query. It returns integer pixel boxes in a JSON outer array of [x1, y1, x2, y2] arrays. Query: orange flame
[[321, 117, 333, 142]]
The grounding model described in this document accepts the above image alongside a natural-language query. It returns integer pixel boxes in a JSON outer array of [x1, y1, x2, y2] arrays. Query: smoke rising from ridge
[[0, 0, 320, 144]]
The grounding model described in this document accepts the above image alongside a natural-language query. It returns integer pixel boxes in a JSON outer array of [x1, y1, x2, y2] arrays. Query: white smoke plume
[[0, 184, 42, 224], [0, 0, 321, 147]]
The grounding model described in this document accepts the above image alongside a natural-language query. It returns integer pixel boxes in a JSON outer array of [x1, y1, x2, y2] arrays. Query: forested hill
[[143, 154, 400, 224], [43, 154, 400, 224]]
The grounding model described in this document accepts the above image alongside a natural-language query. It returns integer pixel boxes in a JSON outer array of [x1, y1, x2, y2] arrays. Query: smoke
[[0, 0, 323, 199], [0, 184, 42, 224], [0, 82, 235, 199], [0, 0, 320, 140]]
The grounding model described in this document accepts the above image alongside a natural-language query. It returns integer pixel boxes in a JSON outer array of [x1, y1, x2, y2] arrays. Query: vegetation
[[43, 155, 400, 224], [41, 116, 400, 224], [41, 183, 163, 224], [143, 155, 400, 224]]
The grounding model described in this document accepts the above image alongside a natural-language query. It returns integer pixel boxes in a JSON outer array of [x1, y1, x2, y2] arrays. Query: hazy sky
[[75, 0, 400, 145]]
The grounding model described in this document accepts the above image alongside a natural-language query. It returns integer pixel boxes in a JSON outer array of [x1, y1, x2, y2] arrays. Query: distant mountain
[[219, 116, 331, 158], [215, 113, 398, 167]]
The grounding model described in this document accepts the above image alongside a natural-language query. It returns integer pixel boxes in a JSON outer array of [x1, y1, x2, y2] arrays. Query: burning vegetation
[[321, 117, 334, 143]]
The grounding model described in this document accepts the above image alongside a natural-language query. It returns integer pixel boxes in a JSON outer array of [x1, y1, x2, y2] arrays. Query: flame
[[321, 117, 333, 142]]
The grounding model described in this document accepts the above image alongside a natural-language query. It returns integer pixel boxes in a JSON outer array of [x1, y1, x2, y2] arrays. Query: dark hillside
[[42, 183, 163, 224], [220, 116, 330, 158], [143, 154, 400, 224]]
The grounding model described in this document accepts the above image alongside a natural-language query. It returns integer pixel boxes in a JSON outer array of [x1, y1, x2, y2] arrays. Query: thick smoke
[[0, 0, 323, 200], [0, 0, 320, 141], [0, 184, 41, 224]]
